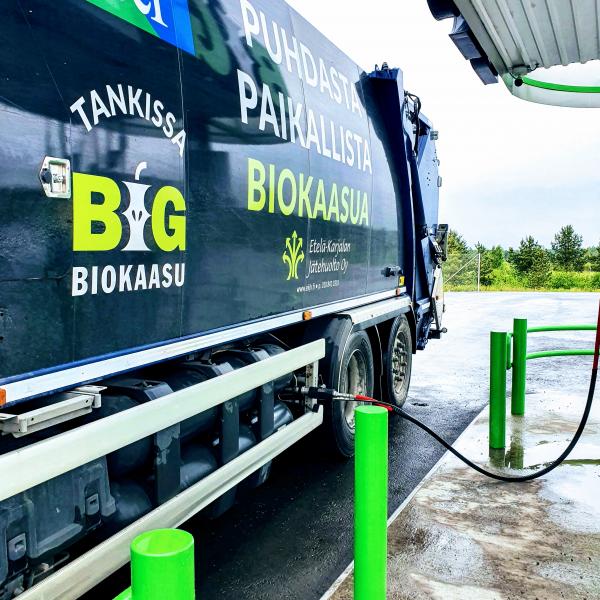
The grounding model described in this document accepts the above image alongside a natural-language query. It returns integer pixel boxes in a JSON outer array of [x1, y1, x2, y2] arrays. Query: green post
[[511, 318, 528, 416], [354, 405, 388, 600], [490, 331, 507, 449], [114, 529, 195, 600]]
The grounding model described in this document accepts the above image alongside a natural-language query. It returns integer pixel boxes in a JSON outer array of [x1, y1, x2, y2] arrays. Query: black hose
[[393, 367, 596, 482], [348, 367, 595, 483], [353, 300, 600, 483]]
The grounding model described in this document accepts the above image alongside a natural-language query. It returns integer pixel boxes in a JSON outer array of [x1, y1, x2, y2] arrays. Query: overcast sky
[[286, 0, 599, 249]]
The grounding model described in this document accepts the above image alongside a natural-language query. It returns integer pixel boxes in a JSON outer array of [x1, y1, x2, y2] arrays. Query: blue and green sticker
[[86, 0, 195, 55]]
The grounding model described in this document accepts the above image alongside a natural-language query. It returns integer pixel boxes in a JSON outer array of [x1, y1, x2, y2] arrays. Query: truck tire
[[332, 331, 375, 457], [332, 329, 375, 457], [383, 314, 413, 407], [304, 318, 375, 457]]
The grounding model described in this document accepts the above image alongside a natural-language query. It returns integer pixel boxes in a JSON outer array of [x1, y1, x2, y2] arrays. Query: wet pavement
[[90, 292, 598, 600], [327, 294, 599, 600]]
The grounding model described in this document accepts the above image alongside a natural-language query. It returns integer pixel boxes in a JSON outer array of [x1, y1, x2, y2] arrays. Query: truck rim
[[342, 349, 368, 430], [392, 329, 409, 395]]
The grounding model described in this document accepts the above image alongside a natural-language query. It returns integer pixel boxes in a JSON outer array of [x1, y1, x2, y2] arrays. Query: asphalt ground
[[88, 292, 598, 600]]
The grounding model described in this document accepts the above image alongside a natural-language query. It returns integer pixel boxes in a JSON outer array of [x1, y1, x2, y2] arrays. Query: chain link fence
[[444, 251, 481, 290]]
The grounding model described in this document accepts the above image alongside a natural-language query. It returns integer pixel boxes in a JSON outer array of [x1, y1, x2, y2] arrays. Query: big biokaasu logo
[[72, 3, 192, 297], [71, 162, 187, 298]]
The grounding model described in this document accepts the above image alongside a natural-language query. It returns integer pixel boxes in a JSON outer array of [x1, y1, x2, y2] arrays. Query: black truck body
[[0, 1, 445, 597], [0, 0, 442, 405]]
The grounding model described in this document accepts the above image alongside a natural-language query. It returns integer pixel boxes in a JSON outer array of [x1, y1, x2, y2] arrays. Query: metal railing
[[112, 407, 390, 600], [490, 319, 597, 449], [13, 340, 325, 600]]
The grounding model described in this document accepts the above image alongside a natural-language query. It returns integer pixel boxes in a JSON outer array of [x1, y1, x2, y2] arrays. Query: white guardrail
[[2, 339, 325, 600]]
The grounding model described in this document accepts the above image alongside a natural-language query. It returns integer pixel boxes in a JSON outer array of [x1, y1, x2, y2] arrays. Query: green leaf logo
[[282, 231, 305, 280]]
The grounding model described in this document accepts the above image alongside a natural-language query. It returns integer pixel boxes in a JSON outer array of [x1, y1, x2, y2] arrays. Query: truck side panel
[[179, 0, 312, 334], [0, 0, 411, 396]]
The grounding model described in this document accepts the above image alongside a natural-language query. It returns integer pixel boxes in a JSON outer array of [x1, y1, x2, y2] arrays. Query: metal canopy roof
[[428, 0, 600, 106], [453, 0, 600, 76]]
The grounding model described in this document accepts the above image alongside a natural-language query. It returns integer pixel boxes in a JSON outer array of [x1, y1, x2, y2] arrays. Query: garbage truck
[[0, 0, 446, 597]]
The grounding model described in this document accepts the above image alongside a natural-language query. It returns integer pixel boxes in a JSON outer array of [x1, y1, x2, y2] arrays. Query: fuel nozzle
[[294, 386, 394, 411], [286, 386, 394, 413], [295, 386, 355, 403]]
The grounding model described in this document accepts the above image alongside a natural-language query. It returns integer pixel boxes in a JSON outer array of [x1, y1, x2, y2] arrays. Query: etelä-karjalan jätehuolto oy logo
[[71, 162, 186, 297], [282, 231, 305, 280]]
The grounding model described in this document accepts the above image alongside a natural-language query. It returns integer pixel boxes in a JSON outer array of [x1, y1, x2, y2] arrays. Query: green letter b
[[73, 172, 122, 251]]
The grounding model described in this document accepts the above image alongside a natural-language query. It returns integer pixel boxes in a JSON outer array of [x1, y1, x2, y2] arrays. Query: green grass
[[445, 266, 600, 292], [548, 271, 600, 290]]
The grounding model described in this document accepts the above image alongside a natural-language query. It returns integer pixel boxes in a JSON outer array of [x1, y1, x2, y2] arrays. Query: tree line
[[446, 225, 600, 290]]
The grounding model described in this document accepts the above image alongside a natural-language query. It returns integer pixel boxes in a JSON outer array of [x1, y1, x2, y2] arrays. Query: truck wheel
[[303, 318, 374, 457], [383, 315, 413, 407], [332, 330, 375, 457]]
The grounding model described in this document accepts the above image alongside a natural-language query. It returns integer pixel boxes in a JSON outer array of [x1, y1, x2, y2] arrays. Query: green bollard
[[354, 405, 388, 600], [489, 331, 507, 449], [511, 318, 528, 416], [114, 529, 195, 600]]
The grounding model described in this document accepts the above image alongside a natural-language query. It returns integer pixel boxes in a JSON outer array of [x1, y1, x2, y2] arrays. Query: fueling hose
[[302, 301, 600, 483]]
